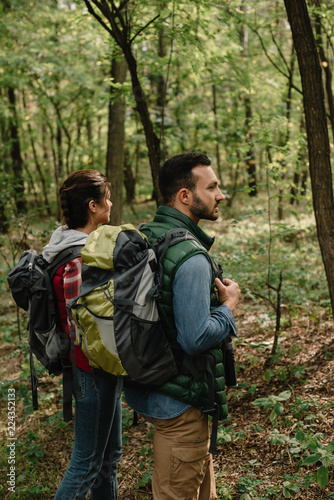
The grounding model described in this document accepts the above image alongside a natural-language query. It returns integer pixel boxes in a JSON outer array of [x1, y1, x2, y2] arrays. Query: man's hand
[[215, 277, 240, 315]]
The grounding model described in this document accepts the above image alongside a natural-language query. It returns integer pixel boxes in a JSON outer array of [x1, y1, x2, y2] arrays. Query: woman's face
[[94, 189, 112, 225]]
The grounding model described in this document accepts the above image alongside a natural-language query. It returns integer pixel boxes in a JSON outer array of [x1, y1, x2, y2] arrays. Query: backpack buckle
[[202, 402, 218, 415]]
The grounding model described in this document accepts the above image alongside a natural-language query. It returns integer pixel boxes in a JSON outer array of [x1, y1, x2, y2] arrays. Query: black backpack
[[68, 225, 199, 386], [68, 224, 237, 454], [7, 245, 83, 421]]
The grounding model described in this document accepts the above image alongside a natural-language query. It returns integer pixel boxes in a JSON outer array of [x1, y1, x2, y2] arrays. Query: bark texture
[[284, 0, 334, 315]]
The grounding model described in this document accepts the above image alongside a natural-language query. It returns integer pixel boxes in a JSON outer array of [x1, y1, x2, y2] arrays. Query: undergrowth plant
[[253, 391, 334, 492], [212, 192, 328, 313], [252, 390, 291, 425]]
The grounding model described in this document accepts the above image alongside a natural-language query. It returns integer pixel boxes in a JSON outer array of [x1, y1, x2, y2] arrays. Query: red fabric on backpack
[[53, 262, 91, 373]]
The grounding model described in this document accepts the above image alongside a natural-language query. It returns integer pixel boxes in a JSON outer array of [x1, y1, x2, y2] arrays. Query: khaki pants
[[152, 407, 217, 500]]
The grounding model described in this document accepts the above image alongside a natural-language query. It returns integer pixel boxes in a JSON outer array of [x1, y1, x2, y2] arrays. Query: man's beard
[[190, 193, 219, 221]]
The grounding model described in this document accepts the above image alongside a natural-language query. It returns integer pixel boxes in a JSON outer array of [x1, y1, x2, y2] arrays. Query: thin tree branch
[[269, 25, 290, 74], [160, 0, 175, 152], [250, 291, 276, 311], [107, 0, 128, 42], [83, 0, 114, 38], [323, 22, 334, 55], [118, 0, 130, 11], [130, 14, 160, 44], [249, 25, 303, 95]]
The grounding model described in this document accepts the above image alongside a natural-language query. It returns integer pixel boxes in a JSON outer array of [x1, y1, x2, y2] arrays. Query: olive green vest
[[141, 206, 228, 420]]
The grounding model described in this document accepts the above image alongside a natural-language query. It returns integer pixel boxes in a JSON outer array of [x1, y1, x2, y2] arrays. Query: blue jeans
[[54, 368, 123, 500]]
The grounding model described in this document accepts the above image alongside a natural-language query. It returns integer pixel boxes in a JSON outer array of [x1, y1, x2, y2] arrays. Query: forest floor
[[0, 296, 333, 499], [1, 199, 334, 499], [118, 300, 334, 500]]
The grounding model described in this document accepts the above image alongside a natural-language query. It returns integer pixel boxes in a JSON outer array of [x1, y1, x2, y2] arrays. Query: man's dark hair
[[159, 152, 211, 205]]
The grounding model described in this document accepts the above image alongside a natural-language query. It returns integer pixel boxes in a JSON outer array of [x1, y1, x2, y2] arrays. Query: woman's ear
[[88, 200, 96, 213]]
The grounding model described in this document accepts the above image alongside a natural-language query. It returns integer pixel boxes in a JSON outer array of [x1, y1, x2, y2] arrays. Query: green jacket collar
[[154, 206, 215, 252]]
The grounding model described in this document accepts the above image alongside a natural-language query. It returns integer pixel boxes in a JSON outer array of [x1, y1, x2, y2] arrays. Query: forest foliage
[[1, 0, 333, 215], [1, 0, 334, 498], [1, 0, 334, 306]]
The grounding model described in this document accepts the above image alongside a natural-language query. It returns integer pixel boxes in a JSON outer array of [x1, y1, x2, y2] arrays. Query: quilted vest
[[141, 206, 228, 420]]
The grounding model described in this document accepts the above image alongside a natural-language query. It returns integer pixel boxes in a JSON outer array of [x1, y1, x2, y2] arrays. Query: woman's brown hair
[[59, 169, 111, 229]]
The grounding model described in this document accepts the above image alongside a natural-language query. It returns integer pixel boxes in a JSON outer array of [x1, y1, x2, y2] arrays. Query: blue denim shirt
[[124, 253, 237, 419]]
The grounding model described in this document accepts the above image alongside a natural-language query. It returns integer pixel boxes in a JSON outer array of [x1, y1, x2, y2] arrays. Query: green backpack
[[68, 223, 196, 387]]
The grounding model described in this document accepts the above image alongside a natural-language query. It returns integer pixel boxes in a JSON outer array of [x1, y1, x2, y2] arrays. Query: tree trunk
[[0, 89, 9, 232], [174, 61, 185, 152], [87, 118, 93, 142], [278, 47, 295, 220], [124, 148, 136, 205], [0, 202, 8, 233], [56, 121, 63, 183], [290, 171, 300, 206], [124, 118, 140, 205], [284, 0, 334, 316], [42, 123, 49, 162], [157, 7, 169, 162], [290, 114, 308, 205], [106, 51, 128, 225], [84, 0, 163, 206], [301, 169, 308, 196], [122, 44, 163, 206], [53, 101, 71, 177], [240, 3, 257, 196], [47, 121, 61, 220], [244, 97, 257, 196], [28, 125, 51, 216], [8, 87, 26, 213], [212, 84, 223, 186], [311, 0, 334, 143], [22, 91, 51, 215]]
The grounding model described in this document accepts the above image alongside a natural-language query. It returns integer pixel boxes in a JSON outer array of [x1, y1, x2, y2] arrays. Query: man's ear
[[178, 188, 190, 205]]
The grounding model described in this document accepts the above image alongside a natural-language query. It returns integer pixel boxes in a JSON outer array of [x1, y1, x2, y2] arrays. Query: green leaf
[[317, 465, 328, 488], [252, 397, 269, 408], [301, 453, 322, 466], [309, 439, 324, 452], [326, 441, 334, 453], [282, 480, 300, 498], [274, 402, 284, 416], [269, 409, 277, 422], [295, 430, 305, 442], [240, 494, 252, 500], [290, 447, 301, 455], [277, 390, 291, 401]]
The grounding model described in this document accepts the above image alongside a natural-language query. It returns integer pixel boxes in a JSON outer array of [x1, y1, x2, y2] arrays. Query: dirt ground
[[1, 299, 333, 499], [117, 302, 334, 499]]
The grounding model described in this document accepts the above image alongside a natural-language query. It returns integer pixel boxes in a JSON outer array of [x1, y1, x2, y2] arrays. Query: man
[[125, 152, 240, 499]]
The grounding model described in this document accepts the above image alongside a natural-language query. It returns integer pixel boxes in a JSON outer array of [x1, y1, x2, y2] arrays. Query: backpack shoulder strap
[[211, 257, 223, 282], [152, 228, 200, 258], [149, 228, 201, 290], [47, 244, 84, 422], [47, 245, 84, 280]]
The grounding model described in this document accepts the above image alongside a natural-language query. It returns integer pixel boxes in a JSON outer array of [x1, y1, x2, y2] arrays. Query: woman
[[42, 169, 122, 500]]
